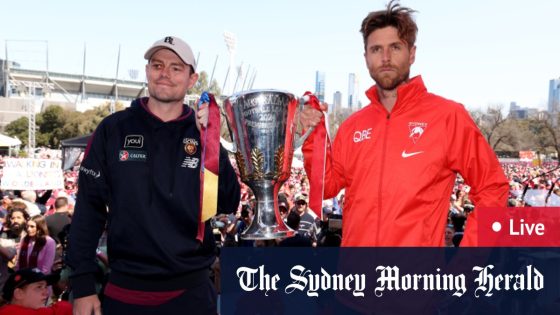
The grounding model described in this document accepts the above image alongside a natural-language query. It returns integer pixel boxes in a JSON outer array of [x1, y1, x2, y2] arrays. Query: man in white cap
[[67, 36, 240, 315], [292, 193, 319, 245]]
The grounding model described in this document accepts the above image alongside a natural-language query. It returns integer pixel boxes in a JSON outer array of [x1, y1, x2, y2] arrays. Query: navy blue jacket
[[67, 98, 240, 297]]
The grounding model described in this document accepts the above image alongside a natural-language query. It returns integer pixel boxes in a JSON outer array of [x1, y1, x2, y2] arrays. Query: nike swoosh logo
[[401, 150, 424, 158]]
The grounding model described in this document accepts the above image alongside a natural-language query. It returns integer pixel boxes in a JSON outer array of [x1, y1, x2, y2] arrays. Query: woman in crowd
[[16, 215, 56, 275]]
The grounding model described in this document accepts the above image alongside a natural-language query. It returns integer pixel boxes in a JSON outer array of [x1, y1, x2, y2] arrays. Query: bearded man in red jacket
[[301, 0, 508, 247]]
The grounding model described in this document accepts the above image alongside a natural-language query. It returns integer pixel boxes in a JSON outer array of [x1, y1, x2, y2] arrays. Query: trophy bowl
[[223, 89, 304, 240]]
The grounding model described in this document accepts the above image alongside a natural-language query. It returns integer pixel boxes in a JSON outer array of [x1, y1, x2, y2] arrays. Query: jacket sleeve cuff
[[70, 273, 98, 298]]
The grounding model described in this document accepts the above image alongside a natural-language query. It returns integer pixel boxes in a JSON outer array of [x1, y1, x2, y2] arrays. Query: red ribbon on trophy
[[303, 91, 330, 219], [196, 92, 221, 242]]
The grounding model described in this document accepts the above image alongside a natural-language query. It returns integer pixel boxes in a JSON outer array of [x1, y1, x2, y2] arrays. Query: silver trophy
[[223, 89, 313, 240]]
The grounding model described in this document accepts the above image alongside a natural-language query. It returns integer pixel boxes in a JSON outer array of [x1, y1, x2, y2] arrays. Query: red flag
[[196, 92, 221, 242], [302, 91, 330, 219]]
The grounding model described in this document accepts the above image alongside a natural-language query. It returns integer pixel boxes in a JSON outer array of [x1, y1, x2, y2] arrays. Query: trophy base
[[240, 226, 295, 240]]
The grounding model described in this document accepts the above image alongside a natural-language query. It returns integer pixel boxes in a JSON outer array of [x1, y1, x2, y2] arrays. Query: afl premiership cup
[[223, 90, 311, 240]]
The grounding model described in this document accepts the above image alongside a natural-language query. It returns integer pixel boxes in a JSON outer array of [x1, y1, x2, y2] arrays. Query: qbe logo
[[353, 128, 372, 143]]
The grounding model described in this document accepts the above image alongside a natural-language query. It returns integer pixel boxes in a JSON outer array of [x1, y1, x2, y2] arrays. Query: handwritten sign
[[1, 158, 64, 190]]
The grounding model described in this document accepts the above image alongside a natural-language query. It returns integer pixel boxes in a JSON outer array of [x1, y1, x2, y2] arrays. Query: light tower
[[223, 31, 237, 96]]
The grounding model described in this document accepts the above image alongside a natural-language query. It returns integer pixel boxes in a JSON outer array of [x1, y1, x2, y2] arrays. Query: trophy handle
[[294, 95, 316, 148], [198, 91, 238, 153]]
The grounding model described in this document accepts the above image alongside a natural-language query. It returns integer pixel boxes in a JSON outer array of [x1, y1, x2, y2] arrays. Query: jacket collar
[[131, 97, 194, 123], [365, 75, 427, 115]]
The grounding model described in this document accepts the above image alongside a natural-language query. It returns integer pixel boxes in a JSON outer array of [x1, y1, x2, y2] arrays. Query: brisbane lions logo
[[183, 138, 198, 155], [408, 122, 428, 144]]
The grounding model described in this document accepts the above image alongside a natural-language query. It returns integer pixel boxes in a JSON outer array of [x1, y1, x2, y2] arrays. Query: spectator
[[292, 193, 319, 245], [235, 203, 255, 247], [0, 268, 72, 315], [278, 193, 289, 221], [45, 197, 71, 245], [21, 191, 53, 216], [0, 196, 10, 223], [444, 224, 455, 247], [13, 197, 41, 218], [0, 235, 16, 293], [2, 202, 30, 242], [16, 215, 56, 276], [278, 212, 313, 247]]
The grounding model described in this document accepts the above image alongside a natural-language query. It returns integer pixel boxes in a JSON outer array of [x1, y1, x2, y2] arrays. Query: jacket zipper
[[376, 113, 391, 246]]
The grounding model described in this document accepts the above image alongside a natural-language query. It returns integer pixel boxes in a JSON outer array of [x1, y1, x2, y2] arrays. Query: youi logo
[[124, 135, 144, 148]]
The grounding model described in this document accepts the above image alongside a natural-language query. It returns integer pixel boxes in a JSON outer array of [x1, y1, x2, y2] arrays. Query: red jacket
[[303, 76, 508, 246], [0, 301, 72, 315]]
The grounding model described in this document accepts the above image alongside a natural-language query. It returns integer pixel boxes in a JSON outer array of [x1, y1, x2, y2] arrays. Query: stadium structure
[[0, 58, 148, 126], [0, 36, 254, 154]]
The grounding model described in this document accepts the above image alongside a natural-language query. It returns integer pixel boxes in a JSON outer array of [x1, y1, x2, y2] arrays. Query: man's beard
[[372, 67, 410, 91], [10, 223, 25, 236]]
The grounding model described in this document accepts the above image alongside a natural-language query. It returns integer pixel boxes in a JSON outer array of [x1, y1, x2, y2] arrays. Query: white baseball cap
[[144, 36, 196, 70]]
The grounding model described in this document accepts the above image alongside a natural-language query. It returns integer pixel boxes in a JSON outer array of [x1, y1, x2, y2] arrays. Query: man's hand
[[196, 102, 209, 131], [73, 294, 101, 315], [299, 102, 328, 131]]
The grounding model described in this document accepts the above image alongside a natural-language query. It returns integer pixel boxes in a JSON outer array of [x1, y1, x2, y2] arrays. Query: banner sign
[[1, 158, 64, 190], [519, 151, 536, 161], [222, 247, 560, 315]]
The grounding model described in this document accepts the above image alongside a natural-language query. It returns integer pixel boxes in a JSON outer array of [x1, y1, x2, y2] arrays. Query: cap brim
[[144, 45, 193, 67], [144, 46, 164, 61], [2, 273, 60, 301]]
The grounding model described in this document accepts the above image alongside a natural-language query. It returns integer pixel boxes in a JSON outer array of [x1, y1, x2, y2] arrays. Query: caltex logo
[[119, 150, 129, 161]]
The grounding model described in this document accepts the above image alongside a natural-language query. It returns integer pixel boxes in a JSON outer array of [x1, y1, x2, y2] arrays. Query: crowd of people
[[0, 156, 558, 302]]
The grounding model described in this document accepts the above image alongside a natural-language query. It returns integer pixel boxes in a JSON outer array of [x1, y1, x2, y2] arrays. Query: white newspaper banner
[[0, 158, 64, 190]]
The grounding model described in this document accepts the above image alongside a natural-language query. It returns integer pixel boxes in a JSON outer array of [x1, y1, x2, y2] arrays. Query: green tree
[[4, 101, 124, 149], [38, 105, 67, 147], [189, 71, 221, 96], [5, 117, 30, 147], [529, 113, 560, 158]]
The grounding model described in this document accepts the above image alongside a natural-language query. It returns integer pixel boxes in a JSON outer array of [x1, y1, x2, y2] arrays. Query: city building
[[332, 91, 342, 113], [348, 73, 358, 110], [508, 101, 538, 120], [548, 78, 560, 114], [315, 71, 325, 103]]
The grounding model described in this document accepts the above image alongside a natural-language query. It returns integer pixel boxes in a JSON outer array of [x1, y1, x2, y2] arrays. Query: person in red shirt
[[0, 268, 72, 315], [301, 0, 508, 246]]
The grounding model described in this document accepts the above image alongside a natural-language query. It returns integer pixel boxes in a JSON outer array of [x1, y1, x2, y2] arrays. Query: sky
[[1, 0, 559, 111]]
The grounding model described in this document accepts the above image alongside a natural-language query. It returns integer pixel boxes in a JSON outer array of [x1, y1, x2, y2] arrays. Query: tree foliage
[[5, 97, 560, 160], [189, 71, 221, 96], [4, 117, 29, 145], [470, 106, 560, 158], [4, 102, 124, 149]]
